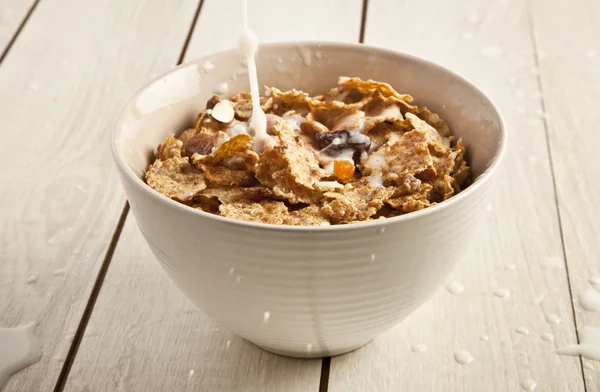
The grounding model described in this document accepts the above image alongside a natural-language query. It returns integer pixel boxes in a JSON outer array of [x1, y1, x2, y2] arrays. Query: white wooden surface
[[0, 0, 199, 390], [531, 0, 600, 389], [0, 0, 597, 390], [328, 0, 584, 390], [62, 1, 362, 391], [0, 0, 37, 54]]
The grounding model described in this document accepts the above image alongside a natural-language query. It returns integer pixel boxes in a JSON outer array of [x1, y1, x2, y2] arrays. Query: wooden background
[[0, 0, 598, 390]]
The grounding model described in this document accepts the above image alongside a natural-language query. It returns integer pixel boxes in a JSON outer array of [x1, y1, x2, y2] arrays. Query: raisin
[[315, 130, 371, 153], [206, 96, 221, 110], [182, 133, 215, 157]]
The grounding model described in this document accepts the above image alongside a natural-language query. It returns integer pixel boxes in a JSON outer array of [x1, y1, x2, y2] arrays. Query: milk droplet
[[315, 51, 323, 60], [188, 369, 194, 378], [235, 276, 242, 284], [47, 238, 56, 245], [28, 83, 39, 91], [229, 267, 235, 275], [480, 334, 489, 342], [516, 326, 530, 335], [579, 286, 600, 311], [378, 227, 386, 234], [505, 264, 516, 270], [226, 340, 231, 349], [528, 156, 538, 166], [589, 277, 600, 285], [72, 249, 79, 255], [545, 313, 561, 325], [585, 49, 597, 59], [26, 275, 38, 285], [411, 343, 427, 353], [53, 269, 66, 277], [263, 311, 270, 324], [0, 323, 42, 389], [213, 82, 229, 95], [446, 281, 464, 295], [541, 333, 554, 342], [202, 61, 214, 72], [534, 292, 547, 304], [454, 350, 474, 365], [307, 343, 312, 353], [480, 46, 503, 57], [493, 288, 511, 298], [298, 47, 312, 66], [584, 362, 594, 370], [485, 201, 493, 211], [370, 254, 375, 262], [462, 31, 474, 41], [520, 379, 537, 391]]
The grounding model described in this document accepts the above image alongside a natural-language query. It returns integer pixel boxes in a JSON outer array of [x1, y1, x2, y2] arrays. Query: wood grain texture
[[64, 0, 363, 391], [531, 0, 600, 389], [0, 0, 36, 54], [328, 0, 585, 390], [0, 0, 200, 390]]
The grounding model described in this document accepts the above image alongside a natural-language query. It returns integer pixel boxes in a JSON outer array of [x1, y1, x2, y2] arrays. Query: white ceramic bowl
[[112, 42, 506, 358]]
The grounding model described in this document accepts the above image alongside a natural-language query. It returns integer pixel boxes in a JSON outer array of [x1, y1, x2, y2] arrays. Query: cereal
[[146, 156, 206, 201], [145, 77, 471, 225], [157, 135, 183, 160]]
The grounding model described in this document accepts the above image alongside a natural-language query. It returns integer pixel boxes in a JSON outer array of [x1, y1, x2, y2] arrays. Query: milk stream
[[0, 323, 42, 389], [240, 0, 273, 151]]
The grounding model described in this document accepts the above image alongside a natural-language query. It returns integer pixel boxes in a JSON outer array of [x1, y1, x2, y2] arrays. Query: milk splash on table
[[0, 323, 42, 389], [240, 0, 274, 152]]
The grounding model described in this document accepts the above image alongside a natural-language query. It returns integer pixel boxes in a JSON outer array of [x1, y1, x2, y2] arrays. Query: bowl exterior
[[120, 170, 490, 358]]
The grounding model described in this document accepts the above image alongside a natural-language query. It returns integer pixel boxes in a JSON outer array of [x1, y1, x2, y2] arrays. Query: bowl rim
[[111, 40, 507, 232]]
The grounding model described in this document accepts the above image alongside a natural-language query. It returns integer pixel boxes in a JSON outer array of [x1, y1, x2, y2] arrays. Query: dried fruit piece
[[206, 95, 220, 110], [211, 100, 235, 123], [191, 133, 252, 166], [333, 160, 355, 181], [182, 133, 216, 157], [157, 135, 183, 160], [315, 130, 371, 153], [299, 120, 329, 137]]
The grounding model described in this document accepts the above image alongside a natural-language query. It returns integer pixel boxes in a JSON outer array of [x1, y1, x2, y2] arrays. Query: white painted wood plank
[[0, 0, 36, 53], [65, 0, 362, 391], [65, 219, 322, 392], [186, 0, 363, 58], [328, 0, 585, 390], [531, 0, 600, 389], [0, 0, 200, 390]]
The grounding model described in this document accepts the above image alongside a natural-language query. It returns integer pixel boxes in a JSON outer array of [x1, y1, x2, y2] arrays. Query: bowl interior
[[113, 42, 504, 187]]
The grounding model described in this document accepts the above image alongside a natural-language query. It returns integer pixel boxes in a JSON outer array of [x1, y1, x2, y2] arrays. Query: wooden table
[[1, 0, 598, 390]]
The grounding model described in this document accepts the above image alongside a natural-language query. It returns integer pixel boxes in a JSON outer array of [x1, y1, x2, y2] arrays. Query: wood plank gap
[[0, 0, 41, 64], [525, 1, 587, 390], [318, 357, 331, 392], [358, 0, 369, 43], [53, 202, 130, 392], [53, 1, 206, 388], [176, 0, 205, 65]]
